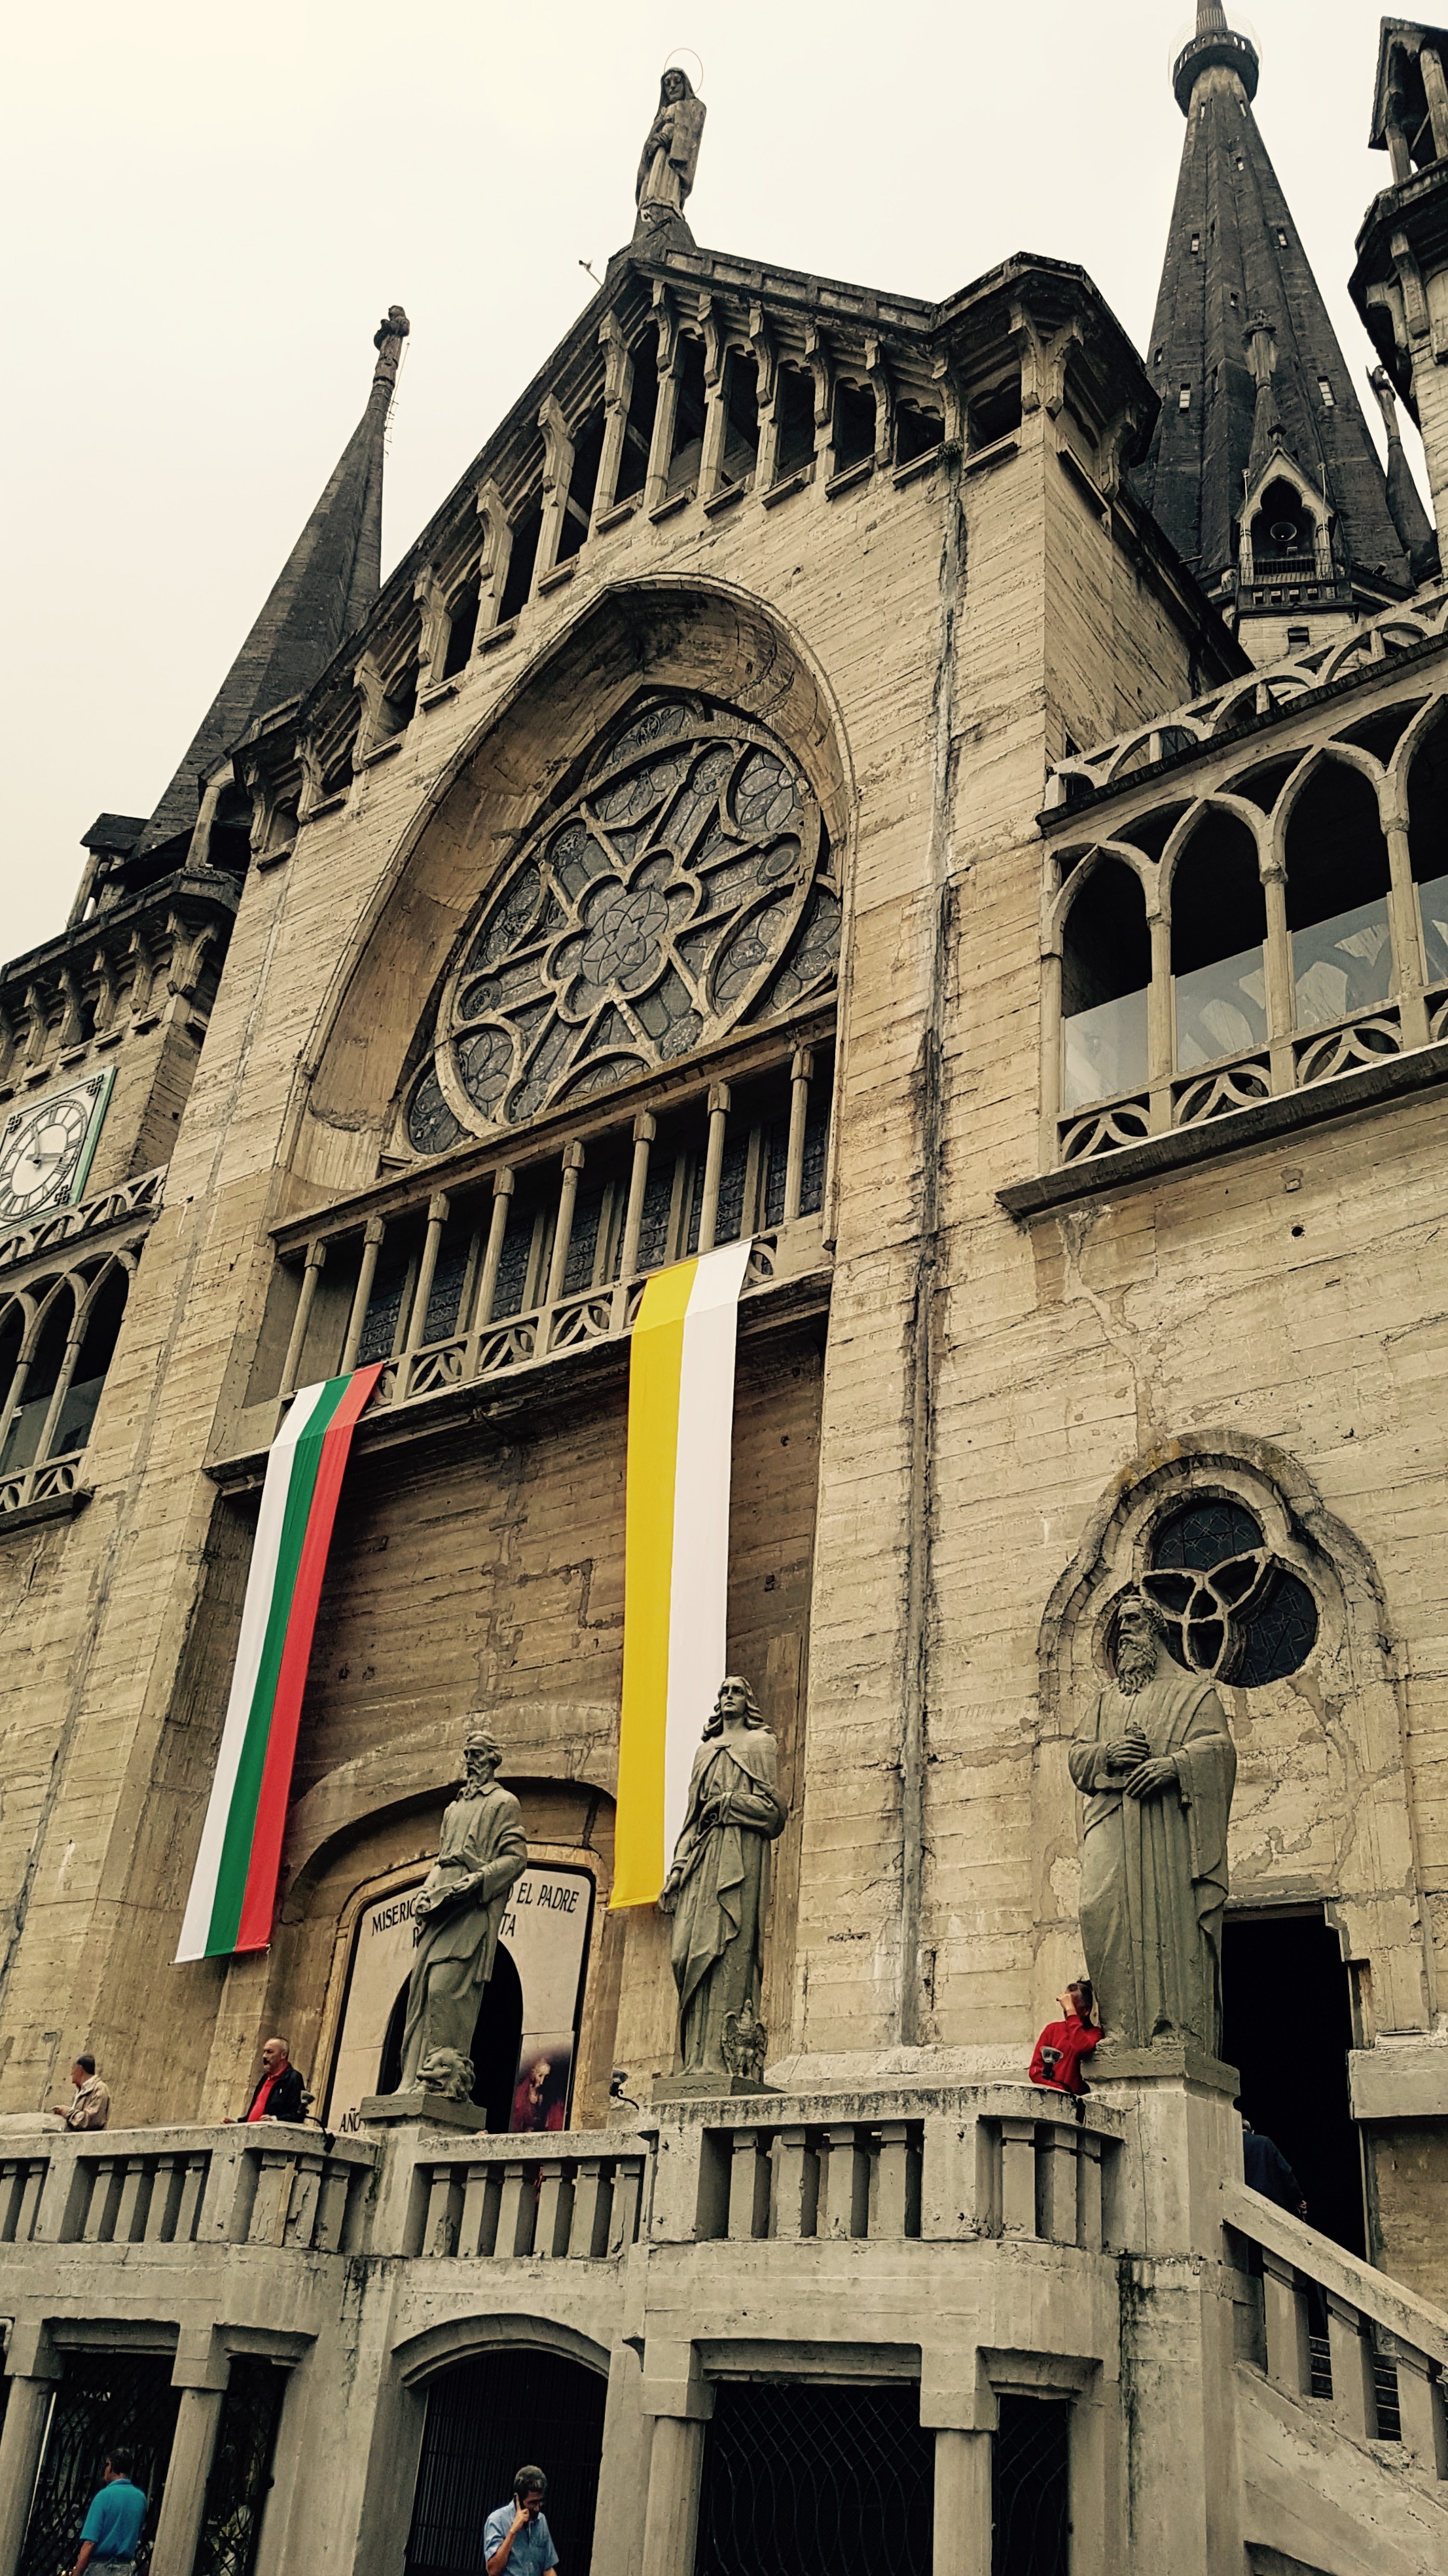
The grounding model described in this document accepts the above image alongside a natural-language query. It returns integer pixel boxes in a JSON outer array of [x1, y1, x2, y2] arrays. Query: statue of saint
[[659, 1676, 786, 2078], [399, 1721, 528, 2102], [635, 67, 706, 232], [1068, 1591, 1237, 2059]]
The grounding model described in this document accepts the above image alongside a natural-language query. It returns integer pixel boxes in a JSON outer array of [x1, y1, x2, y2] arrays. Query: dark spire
[[1136, 18, 1410, 613], [136, 306, 410, 861]]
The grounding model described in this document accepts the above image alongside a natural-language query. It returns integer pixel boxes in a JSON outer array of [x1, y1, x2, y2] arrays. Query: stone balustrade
[[408, 2131, 649, 2262], [643, 2084, 1124, 2253], [0, 2122, 375, 2258], [1223, 2175, 1448, 2478]]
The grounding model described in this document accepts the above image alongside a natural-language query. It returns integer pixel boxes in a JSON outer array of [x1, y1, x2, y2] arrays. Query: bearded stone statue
[[635, 67, 706, 236], [1068, 1591, 1237, 2059], [397, 1721, 527, 2103]]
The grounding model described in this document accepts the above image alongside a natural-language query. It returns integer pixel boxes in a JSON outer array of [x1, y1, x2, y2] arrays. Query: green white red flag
[[175, 1367, 380, 1961]]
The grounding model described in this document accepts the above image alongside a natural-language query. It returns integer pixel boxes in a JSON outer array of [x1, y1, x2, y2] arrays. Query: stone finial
[[372, 305, 410, 390]]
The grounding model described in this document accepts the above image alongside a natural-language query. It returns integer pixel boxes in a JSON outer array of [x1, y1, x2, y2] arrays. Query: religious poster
[[325, 1862, 593, 2132]]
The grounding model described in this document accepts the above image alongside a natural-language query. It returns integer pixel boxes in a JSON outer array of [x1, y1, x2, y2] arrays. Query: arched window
[[0, 1259, 130, 1496], [1285, 764, 1394, 1032], [1249, 475, 1319, 576], [0, 1287, 73, 1476], [1407, 711, 1448, 987], [405, 693, 840, 1149], [1170, 811, 1267, 1069], [50, 1264, 130, 1456], [1060, 860, 1150, 1111]]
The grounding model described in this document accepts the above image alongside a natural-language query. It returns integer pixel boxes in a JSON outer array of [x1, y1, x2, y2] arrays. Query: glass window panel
[[1174, 944, 1267, 1070], [1292, 897, 1392, 1033], [1062, 987, 1148, 1111], [1418, 870, 1448, 985]]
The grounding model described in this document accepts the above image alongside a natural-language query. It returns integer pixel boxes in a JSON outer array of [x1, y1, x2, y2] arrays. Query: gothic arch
[[287, 578, 858, 1204], [1029, 1431, 1429, 2036]]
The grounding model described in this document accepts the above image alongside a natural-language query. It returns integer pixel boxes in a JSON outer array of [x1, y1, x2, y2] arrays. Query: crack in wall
[[1055, 1204, 1170, 1452]]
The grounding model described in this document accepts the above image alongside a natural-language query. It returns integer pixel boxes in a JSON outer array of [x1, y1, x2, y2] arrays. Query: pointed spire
[[1139, 23, 1411, 621], [136, 306, 410, 861], [1369, 367, 1441, 583]]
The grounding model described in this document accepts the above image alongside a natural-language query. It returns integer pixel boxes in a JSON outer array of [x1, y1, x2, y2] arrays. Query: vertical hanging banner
[[612, 1240, 752, 1907], [175, 1365, 382, 1962]]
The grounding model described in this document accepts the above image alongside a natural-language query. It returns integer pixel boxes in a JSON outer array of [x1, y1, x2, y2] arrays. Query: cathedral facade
[[2, 13, 1448, 2576]]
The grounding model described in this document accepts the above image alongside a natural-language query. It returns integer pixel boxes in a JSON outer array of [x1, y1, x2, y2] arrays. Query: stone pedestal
[[651, 2070, 775, 2104], [358, 2089, 489, 2132]]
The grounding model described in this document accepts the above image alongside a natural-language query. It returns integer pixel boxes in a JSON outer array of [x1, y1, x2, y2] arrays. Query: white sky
[[2, 0, 1416, 961]]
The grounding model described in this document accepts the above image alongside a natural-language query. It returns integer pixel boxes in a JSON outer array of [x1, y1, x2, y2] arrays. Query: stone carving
[[399, 1722, 528, 2101], [659, 1676, 786, 2082], [1068, 1591, 1236, 2059], [635, 67, 706, 233]]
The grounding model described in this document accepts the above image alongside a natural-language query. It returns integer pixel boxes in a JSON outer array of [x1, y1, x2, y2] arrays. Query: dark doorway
[[697, 2380, 933, 2575], [376, 1942, 526, 2133], [1222, 1909, 1364, 2256], [992, 2396, 1070, 2576], [405, 2349, 606, 2576], [20, 2351, 179, 2576]]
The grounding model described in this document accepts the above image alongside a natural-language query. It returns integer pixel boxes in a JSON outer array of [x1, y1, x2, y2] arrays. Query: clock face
[[0, 1074, 113, 1224]]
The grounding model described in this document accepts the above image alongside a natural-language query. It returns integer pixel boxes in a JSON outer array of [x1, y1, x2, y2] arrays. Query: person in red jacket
[[1029, 1981, 1101, 2099]]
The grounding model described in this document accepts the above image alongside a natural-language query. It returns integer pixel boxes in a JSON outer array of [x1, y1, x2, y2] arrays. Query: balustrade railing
[[1, 2124, 376, 2256], [647, 2088, 1123, 2254], [0, 1447, 88, 1515], [248, 1039, 833, 1446], [1223, 2177, 1448, 2478], [410, 2134, 649, 2262]]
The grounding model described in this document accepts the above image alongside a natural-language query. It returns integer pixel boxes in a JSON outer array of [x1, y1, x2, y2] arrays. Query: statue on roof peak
[[635, 65, 705, 237]]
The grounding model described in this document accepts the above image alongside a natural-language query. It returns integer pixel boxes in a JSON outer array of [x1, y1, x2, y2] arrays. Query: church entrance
[[1221, 1906, 1365, 2257], [404, 2349, 606, 2576], [19, 2351, 179, 2576]]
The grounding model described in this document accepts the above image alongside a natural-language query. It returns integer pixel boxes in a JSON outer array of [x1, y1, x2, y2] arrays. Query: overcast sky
[[2, 0, 1415, 959]]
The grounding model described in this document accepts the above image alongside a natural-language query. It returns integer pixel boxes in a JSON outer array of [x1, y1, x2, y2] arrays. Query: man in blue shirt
[[69, 2450, 147, 2576], [483, 2465, 559, 2575]]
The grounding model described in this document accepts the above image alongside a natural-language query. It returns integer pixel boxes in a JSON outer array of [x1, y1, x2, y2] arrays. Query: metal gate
[[19, 2351, 179, 2576], [405, 2348, 607, 2576], [695, 2379, 933, 2575], [195, 2360, 288, 2576], [992, 2396, 1071, 2576]]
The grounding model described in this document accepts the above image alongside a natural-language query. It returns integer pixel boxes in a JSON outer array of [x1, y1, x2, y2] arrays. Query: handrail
[[1221, 2177, 1448, 2369]]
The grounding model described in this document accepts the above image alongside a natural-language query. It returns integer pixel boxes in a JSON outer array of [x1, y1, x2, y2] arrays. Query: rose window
[[404, 694, 841, 1149], [1141, 1497, 1318, 1685]]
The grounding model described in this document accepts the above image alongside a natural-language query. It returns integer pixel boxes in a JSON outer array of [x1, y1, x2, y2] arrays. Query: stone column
[[932, 2428, 992, 2576], [639, 2417, 707, 2576], [149, 2385, 227, 2576], [638, 2340, 712, 2576], [0, 2376, 58, 2576]]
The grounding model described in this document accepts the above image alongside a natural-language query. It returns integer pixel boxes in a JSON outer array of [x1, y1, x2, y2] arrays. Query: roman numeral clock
[[0, 1070, 114, 1226]]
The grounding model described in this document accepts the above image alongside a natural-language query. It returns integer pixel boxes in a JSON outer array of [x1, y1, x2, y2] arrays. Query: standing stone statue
[[1068, 1591, 1237, 2059], [658, 1676, 786, 2086], [398, 1721, 527, 2103], [635, 67, 706, 235]]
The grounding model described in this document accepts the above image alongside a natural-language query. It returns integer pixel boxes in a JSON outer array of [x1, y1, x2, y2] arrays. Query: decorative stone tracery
[[405, 694, 840, 1151]]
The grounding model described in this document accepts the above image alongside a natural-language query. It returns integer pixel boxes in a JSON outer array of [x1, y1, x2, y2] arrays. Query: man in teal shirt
[[70, 2450, 147, 2576]]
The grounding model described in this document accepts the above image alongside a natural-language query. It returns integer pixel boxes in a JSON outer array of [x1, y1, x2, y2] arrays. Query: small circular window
[[1141, 1496, 1318, 1685]]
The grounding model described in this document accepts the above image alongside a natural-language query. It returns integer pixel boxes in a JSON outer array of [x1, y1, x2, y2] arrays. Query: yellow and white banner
[[612, 1240, 752, 1905]]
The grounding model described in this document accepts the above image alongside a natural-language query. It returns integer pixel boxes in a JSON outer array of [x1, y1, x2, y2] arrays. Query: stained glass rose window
[[1140, 1497, 1318, 1685], [405, 695, 840, 1146]]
